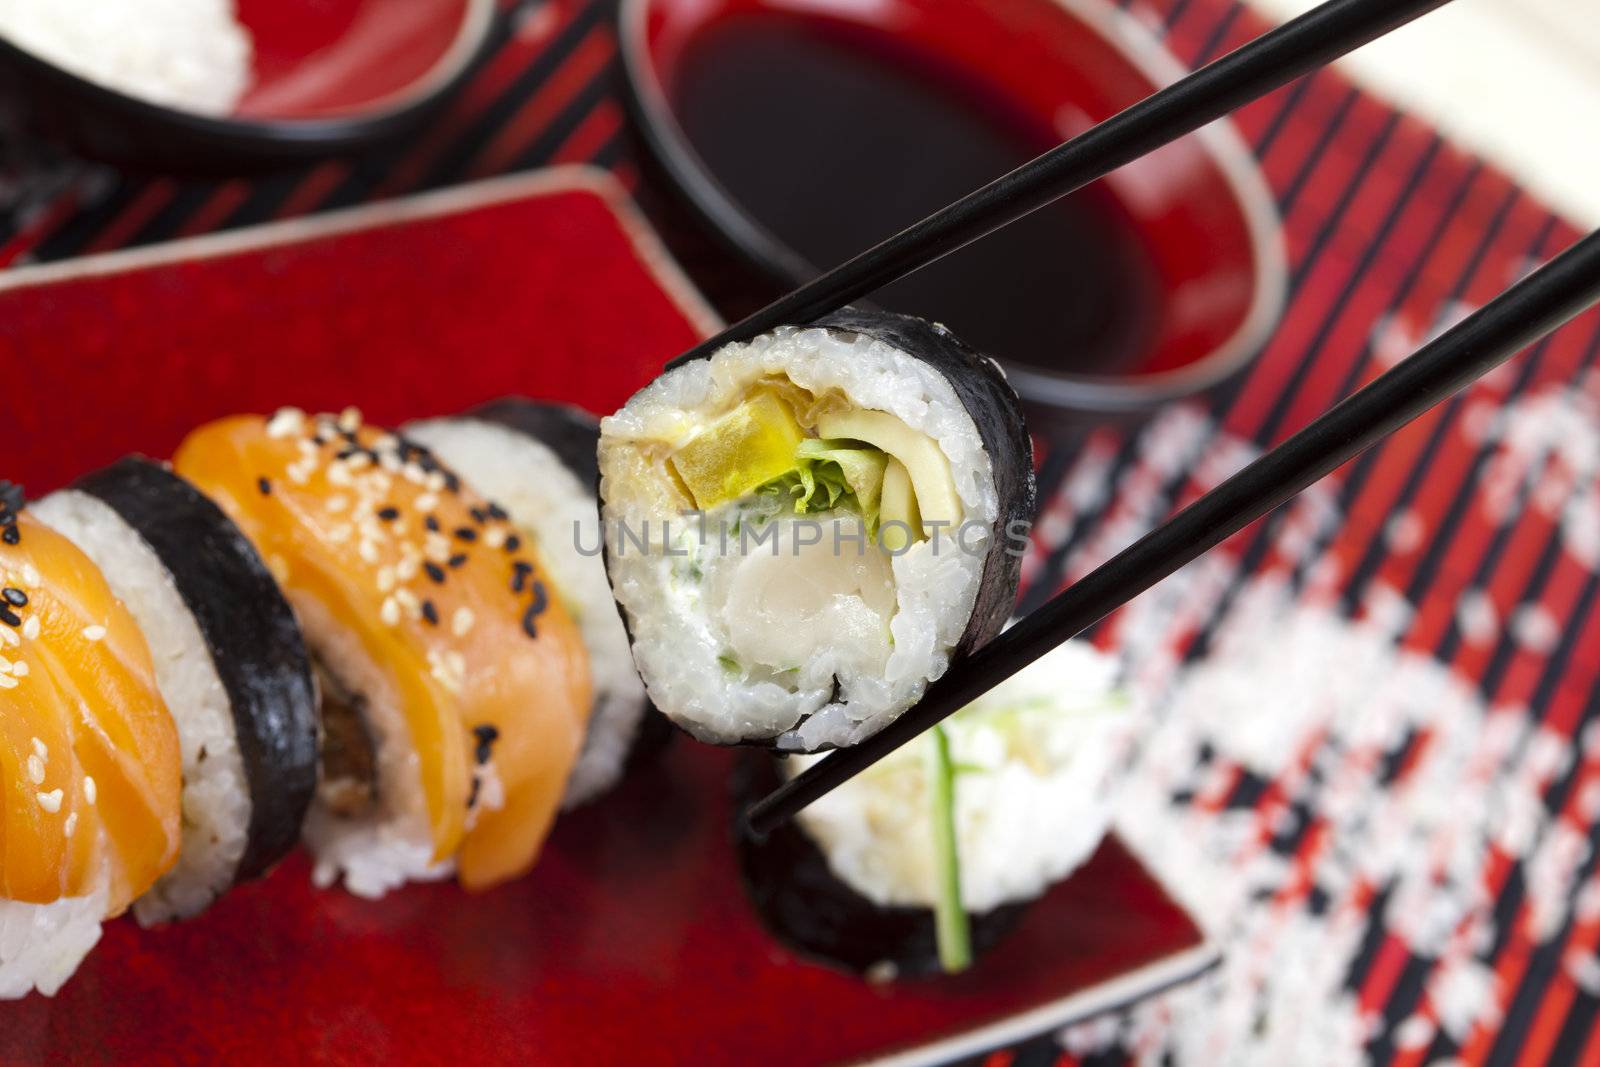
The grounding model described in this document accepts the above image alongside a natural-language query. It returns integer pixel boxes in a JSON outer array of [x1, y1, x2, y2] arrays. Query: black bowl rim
[[0, 0, 497, 156], [616, 0, 1289, 416]]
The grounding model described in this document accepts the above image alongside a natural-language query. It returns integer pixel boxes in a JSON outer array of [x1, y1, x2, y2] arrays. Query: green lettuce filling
[[759, 438, 889, 531]]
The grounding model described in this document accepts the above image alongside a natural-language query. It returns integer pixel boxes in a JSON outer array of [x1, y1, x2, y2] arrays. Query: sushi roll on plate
[[0, 489, 182, 997], [406, 400, 655, 809], [735, 639, 1133, 979], [32, 459, 318, 924], [174, 409, 593, 898], [599, 309, 1034, 752]]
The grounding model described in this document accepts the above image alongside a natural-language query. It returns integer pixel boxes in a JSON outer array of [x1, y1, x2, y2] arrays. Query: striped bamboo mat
[[3, 1, 1597, 1063]]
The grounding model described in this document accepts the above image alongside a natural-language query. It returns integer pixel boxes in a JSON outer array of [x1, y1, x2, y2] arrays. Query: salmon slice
[[174, 410, 592, 890], [0, 512, 181, 914]]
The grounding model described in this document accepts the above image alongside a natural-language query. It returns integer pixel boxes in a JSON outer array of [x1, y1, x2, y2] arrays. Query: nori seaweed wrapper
[[732, 752, 1027, 978]]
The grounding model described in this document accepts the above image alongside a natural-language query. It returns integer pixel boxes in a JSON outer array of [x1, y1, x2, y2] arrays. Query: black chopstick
[[667, 0, 1455, 369], [747, 227, 1600, 836]]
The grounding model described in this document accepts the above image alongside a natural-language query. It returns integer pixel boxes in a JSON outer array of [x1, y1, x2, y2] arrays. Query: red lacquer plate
[[0, 168, 1214, 1066]]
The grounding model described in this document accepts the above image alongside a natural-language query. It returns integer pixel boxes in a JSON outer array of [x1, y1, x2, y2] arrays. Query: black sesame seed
[[423, 562, 446, 584], [425, 515, 440, 533], [487, 502, 508, 521], [335, 446, 361, 461], [521, 581, 549, 640], [472, 724, 499, 764], [467, 776, 481, 809], [448, 554, 468, 568], [469, 507, 488, 525], [377, 507, 401, 522], [2, 588, 26, 607], [0, 606, 19, 627], [511, 561, 532, 594], [453, 527, 478, 542], [503, 535, 521, 553], [257, 477, 272, 496], [421, 600, 439, 626], [2, 526, 18, 545], [444, 472, 461, 493]]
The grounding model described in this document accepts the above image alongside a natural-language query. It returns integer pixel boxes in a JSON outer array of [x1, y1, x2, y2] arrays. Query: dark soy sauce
[[674, 15, 1163, 377]]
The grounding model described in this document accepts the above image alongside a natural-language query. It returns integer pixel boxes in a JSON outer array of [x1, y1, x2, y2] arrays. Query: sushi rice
[[33, 490, 253, 924], [786, 637, 1133, 913]]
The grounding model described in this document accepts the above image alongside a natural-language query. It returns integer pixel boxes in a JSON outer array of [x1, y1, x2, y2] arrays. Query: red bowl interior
[[233, 0, 479, 119], [636, 0, 1282, 386]]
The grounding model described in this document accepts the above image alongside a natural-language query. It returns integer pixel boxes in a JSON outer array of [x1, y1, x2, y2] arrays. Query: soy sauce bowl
[[0, 0, 495, 173], [621, 0, 1288, 427]]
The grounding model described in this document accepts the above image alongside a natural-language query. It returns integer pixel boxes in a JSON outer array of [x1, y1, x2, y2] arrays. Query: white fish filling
[[404, 416, 648, 808], [789, 639, 1133, 912], [32, 490, 252, 926], [600, 326, 998, 750]]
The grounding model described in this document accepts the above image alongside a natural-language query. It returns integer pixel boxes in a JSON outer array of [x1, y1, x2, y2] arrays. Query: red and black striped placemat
[[4, 1, 1597, 1064]]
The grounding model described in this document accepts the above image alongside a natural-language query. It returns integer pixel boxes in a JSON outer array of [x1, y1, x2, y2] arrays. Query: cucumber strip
[[927, 723, 972, 973]]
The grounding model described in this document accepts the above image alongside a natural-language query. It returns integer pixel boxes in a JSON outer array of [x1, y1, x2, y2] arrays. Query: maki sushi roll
[[405, 400, 654, 808], [174, 409, 592, 898], [0, 492, 182, 997], [599, 309, 1034, 751], [735, 639, 1131, 979], [32, 459, 318, 924]]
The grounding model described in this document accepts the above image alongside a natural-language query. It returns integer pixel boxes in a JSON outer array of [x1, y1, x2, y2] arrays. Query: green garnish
[[926, 723, 971, 974], [717, 653, 741, 674], [760, 438, 889, 531]]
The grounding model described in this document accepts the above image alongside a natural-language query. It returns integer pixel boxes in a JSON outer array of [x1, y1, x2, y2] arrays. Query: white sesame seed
[[358, 540, 380, 565], [379, 451, 402, 473], [22, 564, 40, 587], [326, 495, 349, 513], [452, 607, 476, 637], [297, 438, 318, 455], [338, 407, 363, 433], [82, 625, 107, 642], [0, 627, 16, 648], [266, 407, 306, 439], [64, 812, 77, 838], [397, 557, 420, 581], [484, 527, 507, 549], [84, 776, 96, 804], [415, 493, 439, 513], [26, 754, 44, 785], [395, 589, 420, 612], [424, 470, 447, 493], [345, 452, 373, 472], [377, 567, 396, 593], [0, 674, 17, 689], [286, 462, 312, 486], [327, 463, 353, 487], [327, 524, 353, 545], [380, 597, 402, 627], [0, 655, 11, 673], [10, 661, 26, 677], [445, 651, 465, 676], [403, 463, 427, 486], [21, 617, 40, 640], [36, 789, 62, 813], [32, 737, 46, 760]]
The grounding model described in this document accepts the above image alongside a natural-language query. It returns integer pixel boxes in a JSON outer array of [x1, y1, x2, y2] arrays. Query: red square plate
[[0, 167, 1214, 1066]]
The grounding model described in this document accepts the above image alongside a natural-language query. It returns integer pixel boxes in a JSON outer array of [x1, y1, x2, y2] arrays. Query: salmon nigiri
[[174, 410, 592, 896], [0, 491, 181, 998]]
